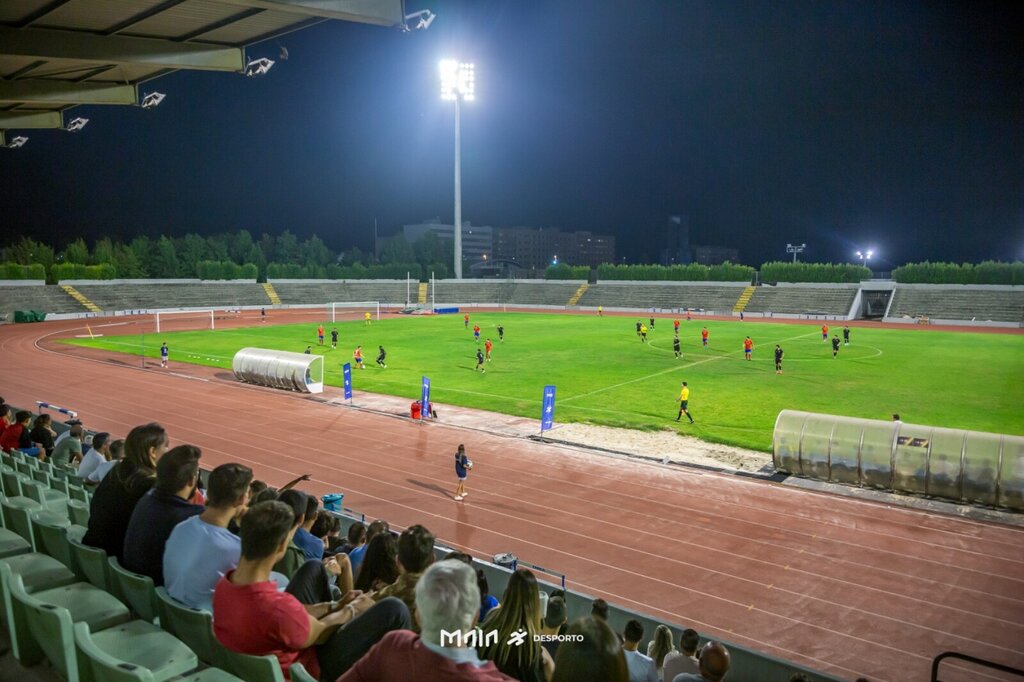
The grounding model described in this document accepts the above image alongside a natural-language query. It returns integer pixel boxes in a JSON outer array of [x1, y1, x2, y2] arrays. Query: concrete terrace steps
[[59, 284, 102, 312], [732, 286, 756, 313], [744, 286, 858, 316], [888, 288, 1024, 323], [0, 285, 91, 315], [577, 282, 748, 311], [261, 282, 282, 305], [567, 282, 590, 306]]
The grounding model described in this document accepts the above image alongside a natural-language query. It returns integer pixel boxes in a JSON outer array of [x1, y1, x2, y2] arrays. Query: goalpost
[[155, 309, 215, 333], [329, 301, 381, 323]]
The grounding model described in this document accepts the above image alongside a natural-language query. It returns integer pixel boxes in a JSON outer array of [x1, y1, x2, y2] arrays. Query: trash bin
[[322, 493, 344, 512], [493, 553, 517, 568], [410, 401, 422, 419]]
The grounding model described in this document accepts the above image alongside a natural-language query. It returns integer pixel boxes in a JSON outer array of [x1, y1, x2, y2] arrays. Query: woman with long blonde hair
[[647, 623, 677, 681], [478, 568, 554, 681]]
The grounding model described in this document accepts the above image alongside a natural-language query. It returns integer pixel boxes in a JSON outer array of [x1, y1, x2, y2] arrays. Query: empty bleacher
[[888, 287, 1024, 323], [506, 281, 582, 305], [74, 281, 268, 311], [0, 285, 85, 316], [273, 280, 411, 306], [577, 282, 747, 311], [744, 286, 858, 316], [430, 280, 511, 304]]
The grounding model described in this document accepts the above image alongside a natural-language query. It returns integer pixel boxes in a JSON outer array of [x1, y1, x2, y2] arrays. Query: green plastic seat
[[74, 620, 199, 682], [69, 484, 90, 503], [5, 565, 132, 675], [68, 498, 91, 526], [68, 524, 88, 544], [31, 467, 51, 486], [69, 536, 110, 590], [0, 527, 31, 559], [50, 475, 71, 496], [15, 459, 36, 476], [211, 634, 286, 682], [1, 468, 29, 497], [0, 551, 77, 653], [30, 512, 74, 570], [155, 587, 218, 665], [175, 669, 246, 681], [22, 478, 69, 515], [109, 555, 159, 623], [289, 662, 318, 682], [36, 459, 54, 474], [1, 493, 44, 547]]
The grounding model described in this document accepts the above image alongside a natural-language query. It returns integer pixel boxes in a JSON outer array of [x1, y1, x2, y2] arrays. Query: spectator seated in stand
[[478, 568, 500, 623], [623, 619, 658, 682], [373, 524, 435, 629], [86, 437, 124, 485], [164, 463, 254, 610], [672, 641, 730, 682], [349, 518, 388, 576], [353, 532, 399, 593], [552, 616, 629, 682], [539, 596, 567, 662], [293, 494, 326, 560], [663, 628, 701, 681], [314, 512, 343, 555], [83, 423, 168, 558], [0, 410, 45, 459], [123, 444, 204, 585], [29, 413, 57, 460], [0, 403, 10, 439], [337, 521, 367, 556], [647, 624, 676, 682], [338, 559, 516, 681], [77, 431, 111, 481], [53, 418, 83, 449], [477, 567, 554, 682], [52, 424, 85, 470], [213, 500, 411, 681]]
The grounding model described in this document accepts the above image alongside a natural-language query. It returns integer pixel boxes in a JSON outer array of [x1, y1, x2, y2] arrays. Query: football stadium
[[0, 3, 1022, 682]]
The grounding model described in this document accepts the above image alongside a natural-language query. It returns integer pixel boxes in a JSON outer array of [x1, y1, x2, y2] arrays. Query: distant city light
[[552, 255, 559, 265]]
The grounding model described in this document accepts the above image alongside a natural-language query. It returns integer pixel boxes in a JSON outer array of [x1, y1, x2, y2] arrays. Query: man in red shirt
[[821, 323, 829, 341], [339, 559, 515, 682], [484, 338, 493, 362], [213, 501, 410, 681], [743, 336, 754, 360], [464, 313, 470, 329]]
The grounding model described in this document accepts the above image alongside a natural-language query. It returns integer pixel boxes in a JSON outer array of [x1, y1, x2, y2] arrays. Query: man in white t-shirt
[[77, 431, 111, 481], [86, 438, 124, 485], [663, 628, 701, 681], [623, 619, 657, 682]]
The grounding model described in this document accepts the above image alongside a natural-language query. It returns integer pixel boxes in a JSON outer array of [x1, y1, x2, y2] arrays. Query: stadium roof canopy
[[0, 0, 404, 143]]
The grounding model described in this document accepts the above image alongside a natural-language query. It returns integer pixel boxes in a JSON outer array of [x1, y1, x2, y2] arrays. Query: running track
[[1, 313, 1021, 682]]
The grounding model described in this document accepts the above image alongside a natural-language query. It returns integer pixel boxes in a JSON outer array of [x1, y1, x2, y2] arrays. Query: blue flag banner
[[342, 363, 353, 400], [421, 376, 431, 417], [541, 385, 556, 432]]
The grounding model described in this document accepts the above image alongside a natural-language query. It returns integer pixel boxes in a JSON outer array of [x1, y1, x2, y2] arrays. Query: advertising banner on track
[[421, 376, 431, 418], [342, 363, 353, 400], [541, 385, 556, 432]]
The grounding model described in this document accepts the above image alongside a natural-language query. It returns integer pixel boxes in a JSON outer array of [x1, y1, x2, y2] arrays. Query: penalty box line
[[560, 330, 820, 405]]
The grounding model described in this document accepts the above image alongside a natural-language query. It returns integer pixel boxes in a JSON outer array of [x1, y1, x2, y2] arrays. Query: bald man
[[672, 641, 730, 682]]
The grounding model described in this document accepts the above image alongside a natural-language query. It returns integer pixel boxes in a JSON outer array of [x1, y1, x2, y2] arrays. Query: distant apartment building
[[660, 215, 692, 265], [403, 219, 493, 263], [492, 227, 615, 270], [693, 245, 740, 265]]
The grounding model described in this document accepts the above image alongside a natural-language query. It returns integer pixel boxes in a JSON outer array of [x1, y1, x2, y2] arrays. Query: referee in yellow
[[676, 381, 695, 423]]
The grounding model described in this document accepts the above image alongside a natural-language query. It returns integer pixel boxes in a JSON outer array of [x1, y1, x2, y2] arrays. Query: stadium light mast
[[786, 243, 806, 264], [440, 59, 475, 279], [855, 249, 874, 268]]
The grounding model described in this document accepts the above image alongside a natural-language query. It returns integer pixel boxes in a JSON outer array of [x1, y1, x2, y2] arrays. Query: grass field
[[62, 313, 1024, 452]]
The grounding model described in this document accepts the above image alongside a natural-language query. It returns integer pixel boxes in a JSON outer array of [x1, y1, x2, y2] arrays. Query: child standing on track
[[454, 444, 471, 501], [160, 342, 169, 368]]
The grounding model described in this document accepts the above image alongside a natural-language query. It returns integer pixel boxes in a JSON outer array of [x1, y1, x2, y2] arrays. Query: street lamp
[[786, 243, 806, 264], [440, 59, 475, 279], [855, 249, 874, 268]]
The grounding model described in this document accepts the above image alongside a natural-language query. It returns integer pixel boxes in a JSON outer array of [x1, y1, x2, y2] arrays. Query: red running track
[[1, 314, 1022, 682]]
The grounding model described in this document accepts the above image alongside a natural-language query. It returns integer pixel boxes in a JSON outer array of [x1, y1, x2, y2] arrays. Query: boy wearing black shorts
[[673, 335, 681, 359], [774, 345, 784, 374], [831, 336, 841, 358], [476, 348, 486, 373], [497, 324, 504, 342]]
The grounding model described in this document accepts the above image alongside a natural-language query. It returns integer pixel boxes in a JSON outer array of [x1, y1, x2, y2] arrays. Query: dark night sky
[[1, 0, 1022, 268]]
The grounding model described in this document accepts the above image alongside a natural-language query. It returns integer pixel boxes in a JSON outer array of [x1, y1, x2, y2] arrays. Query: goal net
[[155, 309, 215, 333], [329, 302, 381, 323]]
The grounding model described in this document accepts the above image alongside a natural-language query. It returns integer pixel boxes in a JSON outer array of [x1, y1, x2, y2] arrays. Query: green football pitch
[[62, 313, 1024, 452]]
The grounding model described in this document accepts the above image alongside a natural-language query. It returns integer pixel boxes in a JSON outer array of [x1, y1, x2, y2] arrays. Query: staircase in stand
[[732, 285, 756, 313], [261, 282, 282, 305], [60, 284, 102, 312], [417, 282, 429, 305], [567, 282, 590, 306]]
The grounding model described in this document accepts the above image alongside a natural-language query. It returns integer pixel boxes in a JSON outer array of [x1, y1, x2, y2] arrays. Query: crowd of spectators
[[1, 408, 762, 682]]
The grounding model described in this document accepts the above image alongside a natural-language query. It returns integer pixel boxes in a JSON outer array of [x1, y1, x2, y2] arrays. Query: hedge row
[[759, 261, 871, 283], [50, 263, 117, 280], [266, 262, 448, 280], [0, 262, 47, 279], [891, 261, 1024, 285], [195, 261, 258, 280], [594, 262, 755, 281], [544, 264, 591, 280]]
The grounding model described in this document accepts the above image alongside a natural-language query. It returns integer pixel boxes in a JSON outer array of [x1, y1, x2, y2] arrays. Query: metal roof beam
[[0, 26, 245, 72], [0, 79, 137, 105], [0, 111, 62, 129], [212, 0, 403, 27]]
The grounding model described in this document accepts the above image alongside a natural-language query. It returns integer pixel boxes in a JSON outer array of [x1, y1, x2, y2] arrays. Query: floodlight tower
[[856, 249, 874, 268], [440, 60, 475, 279], [786, 243, 806, 264]]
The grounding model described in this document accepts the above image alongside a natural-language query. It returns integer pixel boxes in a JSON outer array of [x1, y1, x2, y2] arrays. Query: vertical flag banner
[[421, 376, 431, 418], [541, 385, 556, 432], [342, 363, 353, 400]]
